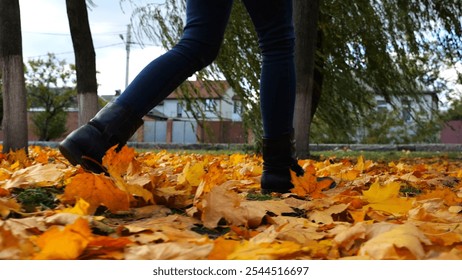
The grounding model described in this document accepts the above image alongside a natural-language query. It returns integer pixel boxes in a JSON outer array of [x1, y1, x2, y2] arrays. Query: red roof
[[166, 80, 230, 99]]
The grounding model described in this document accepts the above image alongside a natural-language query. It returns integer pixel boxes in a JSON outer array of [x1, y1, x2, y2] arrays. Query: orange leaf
[[208, 237, 240, 260], [103, 145, 138, 177], [200, 181, 247, 228], [33, 217, 92, 260], [61, 173, 130, 214], [418, 187, 462, 206], [291, 165, 334, 198]]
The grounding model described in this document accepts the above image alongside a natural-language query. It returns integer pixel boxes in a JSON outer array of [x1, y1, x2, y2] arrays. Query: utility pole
[[125, 24, 132, 89], [120, 24, 132, 89]]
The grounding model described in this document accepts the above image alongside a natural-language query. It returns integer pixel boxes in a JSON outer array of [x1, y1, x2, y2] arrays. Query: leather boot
[[261, 132, 304, 194], [58, 102, 143, 173]]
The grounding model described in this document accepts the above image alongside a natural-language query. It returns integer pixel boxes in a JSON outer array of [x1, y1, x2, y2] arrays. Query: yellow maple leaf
[[61, 173, 130, 214], [227, 240, 303, 260], [177, 161, 206, 188], [362, 180, 414, 215], [33, 217, 92, 260], [58, 198, 90, 216]]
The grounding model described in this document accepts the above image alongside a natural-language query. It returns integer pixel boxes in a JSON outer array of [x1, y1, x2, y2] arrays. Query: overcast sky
[[19, 0, 166, 96]]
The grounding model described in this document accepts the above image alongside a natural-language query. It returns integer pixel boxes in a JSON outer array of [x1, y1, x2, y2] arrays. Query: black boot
[[58, 102, 143, 173], [261, 132, 304, 194]]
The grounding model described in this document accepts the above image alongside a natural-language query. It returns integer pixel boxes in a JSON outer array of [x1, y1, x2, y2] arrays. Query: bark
[[311, 27, 324, 119], [0, 0, 28, 152], [293, 0, 320, 158], [66, 0, 98, 126]]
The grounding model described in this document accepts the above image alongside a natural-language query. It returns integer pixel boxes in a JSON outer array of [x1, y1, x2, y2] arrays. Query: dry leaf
[[33, 217, 92, 260], [61, 173, 130, 214], [362, 180, 414, 215], [359, 223, 431, 259], [125, 242, 213, 260], [291, 165, 334, 198]]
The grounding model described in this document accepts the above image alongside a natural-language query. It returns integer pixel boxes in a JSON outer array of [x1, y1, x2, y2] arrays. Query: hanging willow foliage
[[121, 0, 462, 145]]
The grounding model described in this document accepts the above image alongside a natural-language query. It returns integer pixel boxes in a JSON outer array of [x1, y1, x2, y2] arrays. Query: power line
[[25, 42, 125, 59], [23, 31, 126, 36]]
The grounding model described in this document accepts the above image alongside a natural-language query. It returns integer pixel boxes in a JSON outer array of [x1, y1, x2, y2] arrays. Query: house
[[95, 80, 247, 144], [142, 80, 247, 144], [150, 80, 241, 121], [354, 91, 440, 143]]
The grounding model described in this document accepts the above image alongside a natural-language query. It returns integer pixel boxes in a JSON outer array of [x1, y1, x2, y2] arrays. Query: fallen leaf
[[291, 165, 334, 198], [362, 180, 414, 215], [208, 237, 241, 260], [0, 198, 21, 218], [308, 203, 349, 224], [0, 225, 34, 259], [200, 181, 247, 228], [61, 173, 130, 214], [358, 223, 432, 259], [2, 163, 69, 189], [124, 242, 213, 260], [32, 217, 93, 260]]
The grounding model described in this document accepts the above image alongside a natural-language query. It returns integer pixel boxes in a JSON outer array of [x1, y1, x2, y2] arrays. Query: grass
[[310, 150, 462, 162], [139, 148, 462, 162]]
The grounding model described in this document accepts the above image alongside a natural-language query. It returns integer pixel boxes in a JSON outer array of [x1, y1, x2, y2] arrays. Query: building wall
[[0, 110, 79, 142], [441, 120, 462, 144]]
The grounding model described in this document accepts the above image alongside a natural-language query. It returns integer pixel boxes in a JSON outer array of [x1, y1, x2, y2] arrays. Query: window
[[233, 101, 242, 114], [204, 99, 216, 112], [376, 99, 388, 113], [402, 98, 412, 123], [177, 103, 183, 117]]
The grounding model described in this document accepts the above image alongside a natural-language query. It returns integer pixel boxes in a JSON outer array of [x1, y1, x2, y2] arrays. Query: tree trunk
[[311, 27, 324, 119], [293, 0, 320, 159], [0, 0, 29, 153], [66, 0, 98, 126]]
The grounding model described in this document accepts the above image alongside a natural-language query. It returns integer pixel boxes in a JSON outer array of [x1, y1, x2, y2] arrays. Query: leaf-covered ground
[[1, 145, 462, 260]]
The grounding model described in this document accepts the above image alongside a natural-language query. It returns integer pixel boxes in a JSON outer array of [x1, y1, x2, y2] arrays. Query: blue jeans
[[115, 0, 295, 138]]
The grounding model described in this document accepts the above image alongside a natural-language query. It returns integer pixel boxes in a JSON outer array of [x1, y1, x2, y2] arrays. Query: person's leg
[[243, 0, 303, 193], [115, 0, 234, 118], [59, 0, 233, 173], [243, 0, 296, 138]]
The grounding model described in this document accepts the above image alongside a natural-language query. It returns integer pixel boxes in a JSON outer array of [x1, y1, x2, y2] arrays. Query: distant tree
[[66, 0, 98, 126], [25, 54, 76, 141], [0, 0, 29, 153]]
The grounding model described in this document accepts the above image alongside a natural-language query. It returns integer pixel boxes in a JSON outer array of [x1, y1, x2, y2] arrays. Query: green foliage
[[123, 0, 462, 145], [14, 188, 59, 212], [442, 98, 462, 121], [25, 53, 76, 141]]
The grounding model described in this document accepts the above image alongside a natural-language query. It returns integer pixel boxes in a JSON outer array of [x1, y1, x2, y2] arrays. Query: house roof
[[146, 108, 169, 120], [166, 80, 231, 100]]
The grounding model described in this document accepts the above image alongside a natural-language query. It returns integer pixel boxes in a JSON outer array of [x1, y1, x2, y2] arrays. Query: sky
[[19, 0, 165, 96]]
